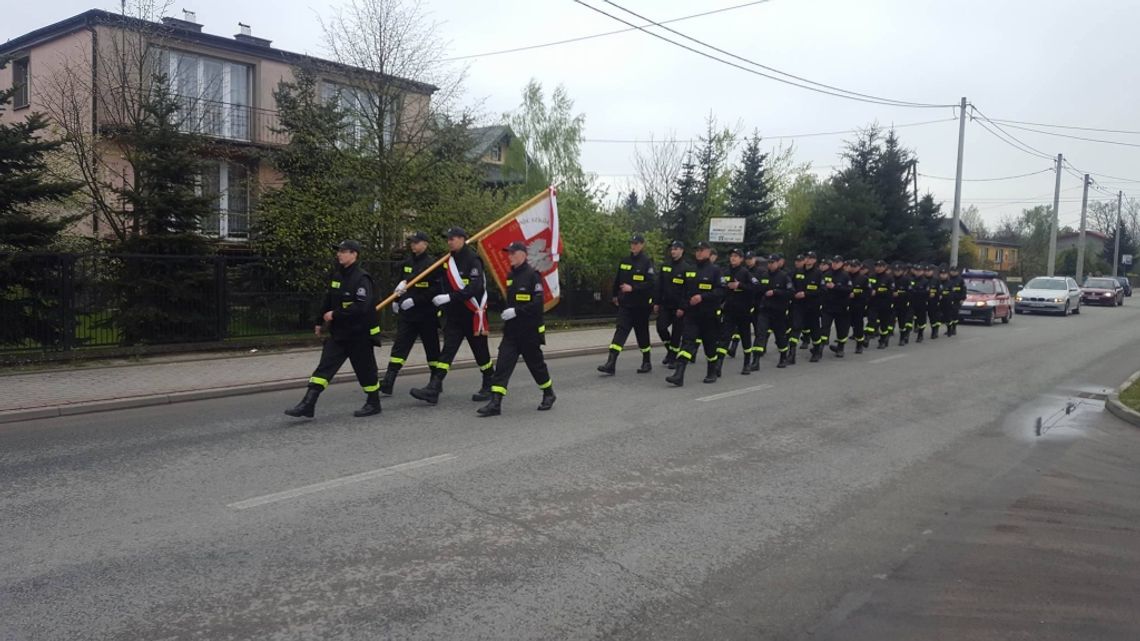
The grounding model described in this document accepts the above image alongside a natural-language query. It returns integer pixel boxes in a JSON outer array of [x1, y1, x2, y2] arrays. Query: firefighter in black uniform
[[910, 264, 930, 343], [598, 233, 656, 375], [821, 255, 852, 358], [477, 241, 556, 417], [848, 259, 872, 353], [286, 240, 381, 419], [757, 253, 794, 368], [381, 231, 441, 397], [868, 259, 895, 349], [666, 241, 724, 386], [410, 227, 494, 405], [891, 262, 914, 345], [655, 240, 691, 369], [920, 263, 939, 340], [931, 265, 948, 338], [720, 248, 758, 375], [791, 251, 824, 363], [746, 251, 768, 372], [944, 264, 966, 336]]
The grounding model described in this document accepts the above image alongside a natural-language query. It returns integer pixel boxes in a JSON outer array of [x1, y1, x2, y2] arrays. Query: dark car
[[1081, 277, 1124, 306], [1115, 276, 1132, 297]]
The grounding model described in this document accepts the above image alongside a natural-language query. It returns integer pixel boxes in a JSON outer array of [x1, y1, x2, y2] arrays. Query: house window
[[321, 80, 397, 149], [484, 142, 503, 163], [995, 248, 1004, 265], [12, 57, 30, 108], [200, 161, 251, 240], [979, 248, 987, 261], [162, 49, 252, 141]]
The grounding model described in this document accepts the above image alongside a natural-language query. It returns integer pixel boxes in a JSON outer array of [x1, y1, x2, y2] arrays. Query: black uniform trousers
[[791, 302, 822, 346], [913, 298, 929, 331], [388, 315, 441, 370], [751, 309, 767, 353], [308, 338, 379, 392], [610, 305, 652, 355], [757, 309, 790, 353], [820, 307, 851, 345], [894, 298, 912, 333], [720, 308, 753, 355], [848, 305, 868, 342], [439, 312, 493, 375], [678, 312, 721, 362], [867, 302, 893, 337], [929, 298, 943, 328], [489, 335, 551, 395], [940, 298, 959, 328], [657, 305, 683, 355]]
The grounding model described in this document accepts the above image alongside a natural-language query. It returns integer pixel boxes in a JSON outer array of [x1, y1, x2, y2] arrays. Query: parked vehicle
[[1114, 276, 1132, 297], [1082, 277, 1125, 306], [1014, 276, 1082, 316], [959, 270, 1014, 325]]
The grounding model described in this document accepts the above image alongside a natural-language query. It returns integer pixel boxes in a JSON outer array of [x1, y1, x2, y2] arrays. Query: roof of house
[[1057, 230, 1110, 241], [940, 217, 971, 236], [0, 9, 438, 94], [465, 125, 511, 162], [975, 239, 1022, 248]]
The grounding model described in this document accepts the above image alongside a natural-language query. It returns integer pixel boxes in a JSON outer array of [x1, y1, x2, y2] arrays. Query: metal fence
[[0, 253, 617, 354]]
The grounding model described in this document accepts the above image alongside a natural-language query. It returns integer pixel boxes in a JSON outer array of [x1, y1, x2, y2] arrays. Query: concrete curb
[[1105, 369, 1140, 429], [0, 342, 629, 425]]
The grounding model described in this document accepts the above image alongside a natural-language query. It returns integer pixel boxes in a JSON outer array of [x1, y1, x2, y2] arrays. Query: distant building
[[975, 239, 1020, 272], [466, 125, 527, 188], [1055, 230, 1109, 258]]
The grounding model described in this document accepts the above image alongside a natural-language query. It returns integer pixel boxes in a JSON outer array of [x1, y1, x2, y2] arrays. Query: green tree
[[776, 173, 820, 252], [694, 116, 735, 246], [803, 173, 890, 258], [726, 132, 775, 251], [663, 152, 702, 249], [503, 79, 586, 191]]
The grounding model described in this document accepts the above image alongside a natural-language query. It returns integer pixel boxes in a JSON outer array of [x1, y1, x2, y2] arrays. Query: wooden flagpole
[[375, 188, 553, 311]]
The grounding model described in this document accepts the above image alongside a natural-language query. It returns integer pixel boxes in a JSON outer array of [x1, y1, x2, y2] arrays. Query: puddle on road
[[1004, 384, 1112, 444]]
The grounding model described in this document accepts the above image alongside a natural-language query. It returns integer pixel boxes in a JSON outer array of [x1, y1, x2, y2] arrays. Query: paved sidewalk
[[0, 327, 642, 423]]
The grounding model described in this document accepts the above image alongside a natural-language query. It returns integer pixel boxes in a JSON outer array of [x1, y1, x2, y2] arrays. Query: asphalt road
[[3, 304, 1140, 640]]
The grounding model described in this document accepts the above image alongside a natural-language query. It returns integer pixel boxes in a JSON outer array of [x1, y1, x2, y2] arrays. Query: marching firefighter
[[848, 259, 872, 353], [476, 241, 556, 417], [285, 240, 382, 419], [930, 264, 946, 338], [655, 240, 691, 369], [410, 227, 494, 405], [820, 255, 852, 358], [892, 262, 914, 345], [746, 251, 769, 371], [666, 241, 725, 386], [598, 233, 656, 375], [720, 248, 758, 375], [757, 253, 794, 368], [911, 264, 931, 343], [791, 251, 824, 363], [381, 231, 441, 397], [868, 259, 895, 349], [944, 264, 966, 336]]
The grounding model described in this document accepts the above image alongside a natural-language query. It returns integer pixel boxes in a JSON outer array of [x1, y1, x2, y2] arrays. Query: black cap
[[875, 259, 888, 266], [669, 240, 685, 249], [730, 247, 743, 256], [794, 253, 806, 261], [332, 239, 362, 253], [630, 233, 646, 244], [444, 226, 468, 239], [407, 230, 429, 243], [744, 250, 755, 259], [695, 240, 712, 250], [949, 264, 961, 271], [502, 241, 527, 253], [831, 255, 844, 262], [769, 252, 784, 261], [862, 259, 875, 269], [805, 251, 818, 259]]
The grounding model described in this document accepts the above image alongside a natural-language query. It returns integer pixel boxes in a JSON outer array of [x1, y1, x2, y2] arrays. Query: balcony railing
[[173, 96, 288, 147]]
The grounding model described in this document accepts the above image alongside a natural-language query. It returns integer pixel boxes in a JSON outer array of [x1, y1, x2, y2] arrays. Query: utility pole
[[911, 160, 919, 213], [949, 97, 967, 268], [1047, 153, 1062, 276], [1075, 174, 1090, 283], [1113, 190, 1123, 277]]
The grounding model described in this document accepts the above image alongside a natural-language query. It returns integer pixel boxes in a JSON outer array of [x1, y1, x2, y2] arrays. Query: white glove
[[391, 301, 400, 315], [394, 280, 408, 296], [501, 308, 517, 321], [432, 294, 451, 307], [400, 298, 415, 311]]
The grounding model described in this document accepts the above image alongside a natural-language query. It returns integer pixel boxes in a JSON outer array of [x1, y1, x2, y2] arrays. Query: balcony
[[173, 96, 288, 147]]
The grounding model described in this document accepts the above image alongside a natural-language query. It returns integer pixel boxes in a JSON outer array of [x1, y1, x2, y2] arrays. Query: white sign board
[[1123, 254, 1133, 266], [708, 217, 746, 244]]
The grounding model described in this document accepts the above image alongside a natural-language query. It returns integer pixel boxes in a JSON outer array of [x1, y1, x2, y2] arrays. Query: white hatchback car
[[1014, 276, 1082, 315]]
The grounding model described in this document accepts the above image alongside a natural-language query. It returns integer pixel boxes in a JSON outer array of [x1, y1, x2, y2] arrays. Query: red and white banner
[[445, 254, 489, 335], [477, 187, 563, 311]]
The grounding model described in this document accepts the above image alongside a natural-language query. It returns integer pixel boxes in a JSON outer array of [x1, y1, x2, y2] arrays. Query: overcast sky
[[6, 0, 1138, 229]]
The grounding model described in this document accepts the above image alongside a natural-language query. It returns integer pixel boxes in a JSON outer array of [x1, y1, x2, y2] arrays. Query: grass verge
[[1121, 379, 1140, 413]]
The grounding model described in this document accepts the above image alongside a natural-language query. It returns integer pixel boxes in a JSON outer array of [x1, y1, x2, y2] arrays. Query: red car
[[1081, 277, 1125, 306], [958, 270, 1014, 325]]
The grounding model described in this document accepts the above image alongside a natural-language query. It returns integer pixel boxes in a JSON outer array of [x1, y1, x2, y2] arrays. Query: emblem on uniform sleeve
[[356, 287, 367, 297]]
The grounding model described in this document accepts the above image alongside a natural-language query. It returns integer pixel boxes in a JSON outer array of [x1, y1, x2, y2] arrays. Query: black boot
[[354, 391, 381, 417], [410, 370, 446, 405], [472, 368, 494, 402], [637, 351, 652, 374], [787, 344, 798, 365], [378, 366, 399, 396], [537, 387, 556, 411], [749, 351, 761, 372], [855, 340, 864, 354], [877, 335, 887, 349], [662, 350, 676, 366], [728, 338, 739, 358], [835, 342, 845, 358], [931, 326, 940, 339], [777, 351, 788, 368], [799, 338, 810, 350], [476, 392, 503, 417], [809, 345, 822, 363], [916, 328, 925, 343], [828, 342, 839, 354], [741, 356, 752, 375], [703, 360, 718, 383], [715, 356, 724, 378], [284, 387, 320, 418], [949, 323, 957, 337], [666, 359, 687, 386], [597, 350, 619, 375]]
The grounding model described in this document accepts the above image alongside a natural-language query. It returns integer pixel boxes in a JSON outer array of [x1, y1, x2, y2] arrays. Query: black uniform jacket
[[612, 252, 656, 308], [656, 256, 692, 308], [502, 261, 546, 344], [320, 262, 377, 340], [681, 258, 724, 316], [822, 269, 853, 312]]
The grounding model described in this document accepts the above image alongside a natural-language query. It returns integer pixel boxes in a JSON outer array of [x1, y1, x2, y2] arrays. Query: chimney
[[234, 22, 272, 47], [161, 9, 202, 32]]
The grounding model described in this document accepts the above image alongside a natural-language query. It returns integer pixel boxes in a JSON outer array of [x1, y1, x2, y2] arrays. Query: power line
[[919, 168, 1053, 182], [598, 0, 952, 109], [986, 117, 1140, 136], [970, 106, 1055, 160], [442, 0, 771, 61], [993, 121, 1140, 149], [582, 117, 955, 144], [572, 0, 957, 109]]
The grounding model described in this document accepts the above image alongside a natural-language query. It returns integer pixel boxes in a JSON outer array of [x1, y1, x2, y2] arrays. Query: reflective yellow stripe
[[479, 361, 494, 371], [516, 293, 532, 301], [491, 385, 508, 395], [414, 282, 429, 288], [699, 283, 712, 290], [403, 266, 413, 273], [632, 274, 645, 281], [506, 279, 513, 286], [538, 325, 546, 334], [309, 376, 329, 388], [362, 383, 380, 392], [672, 278, 684, 284], [640, 346, 651, 353], [330, 280, 341, 288], [538, 379, 553, 389], [609, 344, 623, 352], [795, 274, 805, 279], [717, 347, 728, 355], [462, 278, 470, 284], [370, 326, 381, 335], [806, 284, 819, 290], [389, 357, 406, 365], [341, 302, 352, 308], [662, 266, 672, 272], [685, 271, 697, 277], [427, 361, 440, 368], [436, 362, 451, 371], [679, 350, 693, 360], [620, 263, 632, 270]]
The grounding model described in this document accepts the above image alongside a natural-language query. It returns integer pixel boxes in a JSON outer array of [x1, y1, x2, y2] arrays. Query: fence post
[[215, 256, 228, 341], [60, 254, 76, 352]]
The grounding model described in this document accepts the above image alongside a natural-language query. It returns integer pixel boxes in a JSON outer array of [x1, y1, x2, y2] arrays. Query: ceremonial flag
[[477, 187, 562, 311]]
